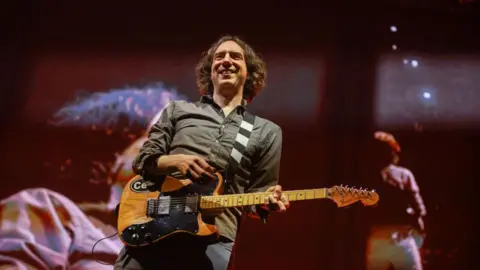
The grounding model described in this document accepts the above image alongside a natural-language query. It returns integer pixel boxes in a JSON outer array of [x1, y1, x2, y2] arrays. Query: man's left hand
[[263, 185, 290, 212]]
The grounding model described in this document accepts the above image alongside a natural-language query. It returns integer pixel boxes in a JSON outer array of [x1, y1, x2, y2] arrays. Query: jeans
[[366, 226, 423, 270], [114, 240, 234, 270]]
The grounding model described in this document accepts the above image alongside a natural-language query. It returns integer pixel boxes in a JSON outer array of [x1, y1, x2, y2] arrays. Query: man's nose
[[221, 55, 233, 66]]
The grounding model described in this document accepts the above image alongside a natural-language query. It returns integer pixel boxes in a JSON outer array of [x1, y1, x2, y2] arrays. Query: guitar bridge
[[146, 197, 171, 217]]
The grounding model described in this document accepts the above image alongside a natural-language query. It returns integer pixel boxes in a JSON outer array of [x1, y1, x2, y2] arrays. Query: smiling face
[[210, 40, 248, 96]]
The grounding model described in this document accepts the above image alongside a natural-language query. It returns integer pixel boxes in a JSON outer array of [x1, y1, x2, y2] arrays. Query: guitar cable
[[91, 232, 119, 266]]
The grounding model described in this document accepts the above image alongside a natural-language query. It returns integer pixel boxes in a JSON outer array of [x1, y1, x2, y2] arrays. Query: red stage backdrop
[[0, 3, 477, 270]]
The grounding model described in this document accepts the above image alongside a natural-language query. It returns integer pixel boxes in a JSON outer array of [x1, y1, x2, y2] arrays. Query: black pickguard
[[120, 178, 219, 247]]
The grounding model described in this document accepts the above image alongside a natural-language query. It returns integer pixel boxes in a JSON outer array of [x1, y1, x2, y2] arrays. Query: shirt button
[[215, 140, 219, 143]]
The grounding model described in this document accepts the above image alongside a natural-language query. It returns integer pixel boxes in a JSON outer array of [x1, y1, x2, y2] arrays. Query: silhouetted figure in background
[[366, 131, 427, 270]]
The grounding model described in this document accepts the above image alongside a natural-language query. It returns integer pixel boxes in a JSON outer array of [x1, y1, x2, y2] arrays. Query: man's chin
[[218, 81, 237, 89]]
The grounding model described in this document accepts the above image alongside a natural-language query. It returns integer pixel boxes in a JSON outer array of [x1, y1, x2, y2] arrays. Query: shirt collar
[[199, 95, 248, 113]]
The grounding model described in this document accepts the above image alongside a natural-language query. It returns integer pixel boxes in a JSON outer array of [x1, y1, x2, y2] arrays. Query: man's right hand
[[157, 154, 217, 181]]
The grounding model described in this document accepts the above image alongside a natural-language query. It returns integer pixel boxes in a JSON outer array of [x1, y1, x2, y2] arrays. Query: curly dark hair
[[195, 35, 267, 102]]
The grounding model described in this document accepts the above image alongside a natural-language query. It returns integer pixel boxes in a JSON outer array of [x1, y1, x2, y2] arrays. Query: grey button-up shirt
[[132, 95, 283, 241]]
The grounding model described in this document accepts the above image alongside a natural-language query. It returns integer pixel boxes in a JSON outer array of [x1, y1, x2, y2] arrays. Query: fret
[[237, 195, 242, 206], [208, 197, 213, 208], [314, 189, 326, 199], [254, 194, 261, 205], [223, 197, 229, 207], [306, 190, 315, 199]]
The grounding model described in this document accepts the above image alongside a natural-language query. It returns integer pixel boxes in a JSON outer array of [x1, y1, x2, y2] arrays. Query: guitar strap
[[224, 111, 271, 223], [223, 110, 256, 194]]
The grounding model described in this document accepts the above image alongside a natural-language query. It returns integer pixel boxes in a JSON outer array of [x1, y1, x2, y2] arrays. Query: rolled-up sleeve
[[132, 101, 176, 177], [244, 125, 283, 220], [406, 171, 427, 217]]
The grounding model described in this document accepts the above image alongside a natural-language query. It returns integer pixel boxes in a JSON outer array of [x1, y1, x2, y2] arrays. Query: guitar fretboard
[[200, 189, 328, 209]]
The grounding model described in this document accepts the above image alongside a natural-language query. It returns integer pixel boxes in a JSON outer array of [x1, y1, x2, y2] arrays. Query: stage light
[[422, 91, 431, 99]]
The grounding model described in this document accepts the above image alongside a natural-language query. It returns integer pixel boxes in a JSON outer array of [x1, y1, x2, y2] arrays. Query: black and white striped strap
[[224, 111, 256, 188]]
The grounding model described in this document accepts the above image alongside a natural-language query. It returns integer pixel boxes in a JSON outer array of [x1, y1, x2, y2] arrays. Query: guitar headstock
[[326, 185, 379, 208]]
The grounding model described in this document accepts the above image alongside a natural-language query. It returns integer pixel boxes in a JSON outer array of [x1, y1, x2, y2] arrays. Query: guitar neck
[[200, 189, 328, 209]]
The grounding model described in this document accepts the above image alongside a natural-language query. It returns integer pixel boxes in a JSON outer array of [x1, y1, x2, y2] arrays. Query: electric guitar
[[117, 172, 379, 247]]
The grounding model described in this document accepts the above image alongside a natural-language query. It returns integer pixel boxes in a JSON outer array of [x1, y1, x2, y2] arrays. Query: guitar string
[[123, 195, 374, 208], [122, 194, 374, 203], [122, 193, 374, 202], [125, 189, 373, 198]]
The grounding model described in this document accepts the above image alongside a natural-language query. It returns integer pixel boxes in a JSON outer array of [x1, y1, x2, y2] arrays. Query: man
[[114, 35, 289, 270], [366, 131, 427, 270]]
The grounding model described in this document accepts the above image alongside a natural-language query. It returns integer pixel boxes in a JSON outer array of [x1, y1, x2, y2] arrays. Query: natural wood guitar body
[[117, 173, 223, 247]]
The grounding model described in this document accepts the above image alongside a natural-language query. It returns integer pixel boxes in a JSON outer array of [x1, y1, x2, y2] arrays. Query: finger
[[273, 186, 282, 198], [186, 167, 200, 180], [263, 195, 276, 210], [263, 196, 269, 205], [268, 194, 278, 205], [280, 195, 290, 209], [276, 201, 287, 212], [190, 163, 216, 181], [189, 162, 205, 176], [280, 194, 289, 204], [267, 195, 282, 212], [263, 196, 275, 211], [195, 158, 216, 174], [191, 161, 216, 179], [178, 163, 189, 175]]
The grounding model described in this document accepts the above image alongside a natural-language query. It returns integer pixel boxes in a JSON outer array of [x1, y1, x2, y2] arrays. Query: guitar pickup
[[185, 195, 199, 213]]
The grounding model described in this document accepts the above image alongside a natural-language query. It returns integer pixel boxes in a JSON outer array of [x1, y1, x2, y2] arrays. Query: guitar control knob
[[140, 225, 146, 231], [132, 234, 139, 240], [144, 233, 153, 242], [128, 227, 134, 232]]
